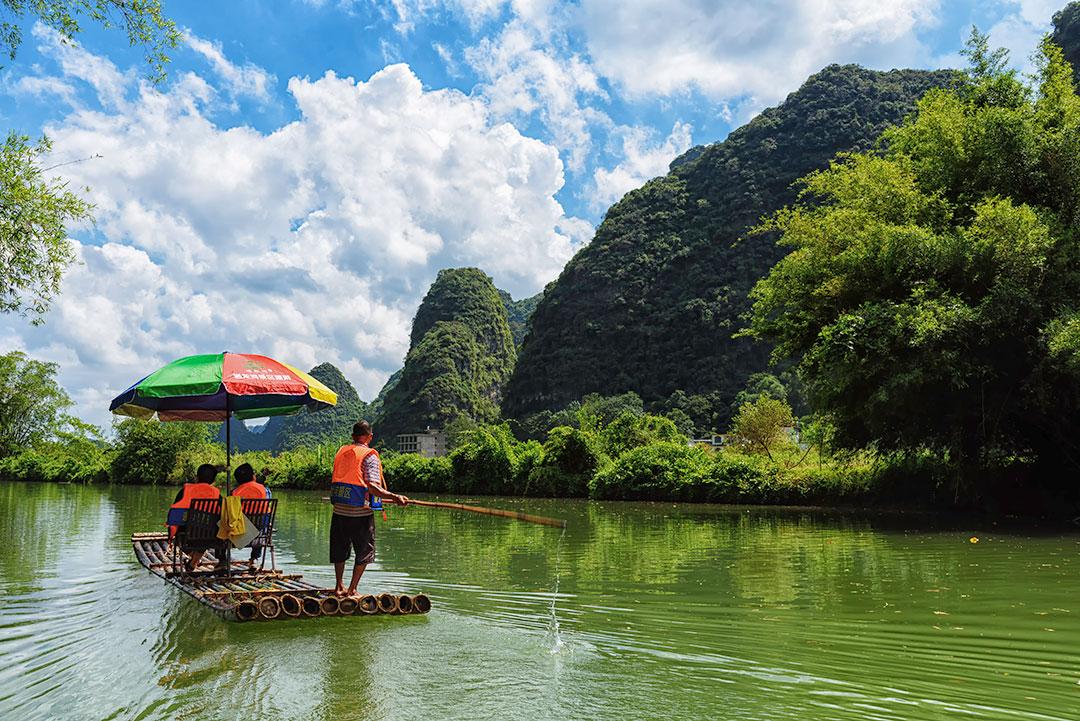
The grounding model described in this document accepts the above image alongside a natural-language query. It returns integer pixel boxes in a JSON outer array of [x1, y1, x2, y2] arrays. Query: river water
[[0, 482, 1077, 720]]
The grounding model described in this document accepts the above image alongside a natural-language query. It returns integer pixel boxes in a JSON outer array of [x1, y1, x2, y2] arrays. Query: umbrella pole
[[225, 410, 231, 494], [224, 406, 231, 575]]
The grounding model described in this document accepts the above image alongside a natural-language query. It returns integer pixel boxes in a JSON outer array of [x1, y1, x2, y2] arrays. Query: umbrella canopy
[[109, 352, 337, 421]]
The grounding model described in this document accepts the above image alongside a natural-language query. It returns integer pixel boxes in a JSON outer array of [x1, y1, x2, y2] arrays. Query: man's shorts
[[329, 513, 375, 565]]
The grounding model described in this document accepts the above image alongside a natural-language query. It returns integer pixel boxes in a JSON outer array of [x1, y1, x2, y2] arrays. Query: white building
[[396, 428, 448, 457], [688, 435, 726, 448]]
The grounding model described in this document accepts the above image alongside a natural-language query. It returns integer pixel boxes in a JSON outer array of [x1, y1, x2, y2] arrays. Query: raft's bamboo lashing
[[131, 532, 431, 622]]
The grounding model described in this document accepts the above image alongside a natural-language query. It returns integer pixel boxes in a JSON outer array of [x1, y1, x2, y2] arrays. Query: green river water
[[0, 481, 1077, 720]]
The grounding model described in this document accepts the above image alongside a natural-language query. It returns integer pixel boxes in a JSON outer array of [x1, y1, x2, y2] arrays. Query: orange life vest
[[167, 482, 221, 539], [231, 481, 270, 499], [329, 444, 383, 507]]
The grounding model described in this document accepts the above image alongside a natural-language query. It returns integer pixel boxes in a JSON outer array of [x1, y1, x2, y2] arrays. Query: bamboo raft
[[131, 532, 431, 622]]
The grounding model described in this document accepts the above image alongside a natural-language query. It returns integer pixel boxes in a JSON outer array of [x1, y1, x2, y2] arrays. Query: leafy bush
[[0, 443, 110, 484], [448, 423, 517, 494], [512, 439, 543, 491], [590, 442, 712, 500], [525, 426, 606, 497], [383, 451, 453, 492]]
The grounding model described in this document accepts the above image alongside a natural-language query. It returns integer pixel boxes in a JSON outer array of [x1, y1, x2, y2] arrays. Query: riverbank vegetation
[[0, 354, 938, 507]]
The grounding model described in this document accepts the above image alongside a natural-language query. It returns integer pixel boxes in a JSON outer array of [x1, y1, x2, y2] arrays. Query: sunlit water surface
[[0, 482, 1077, 720]]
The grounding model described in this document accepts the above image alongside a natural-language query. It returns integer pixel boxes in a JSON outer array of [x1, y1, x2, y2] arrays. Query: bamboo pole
[[411, 594, 432, 614], [258, 596, 282, 619], [358, 595, 378, 614], [376, 593, 398, 614], [280, 594, 302, 617], [408, 499, 567, 528]]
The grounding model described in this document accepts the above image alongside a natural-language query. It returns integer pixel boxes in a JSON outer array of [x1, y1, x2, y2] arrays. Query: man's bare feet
[[346, 587, 359, 598], [334, 585, 347, 598]]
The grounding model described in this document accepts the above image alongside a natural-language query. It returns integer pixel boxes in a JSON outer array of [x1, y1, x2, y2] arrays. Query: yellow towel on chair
[[217, 496, 246, 542]]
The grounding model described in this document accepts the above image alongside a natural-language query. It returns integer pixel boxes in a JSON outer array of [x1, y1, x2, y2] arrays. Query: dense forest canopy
[[503, 64, 960, 431], [1053, 1, 1080, 73]]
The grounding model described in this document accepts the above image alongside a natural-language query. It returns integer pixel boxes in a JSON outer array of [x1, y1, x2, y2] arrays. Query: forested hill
[[374, 268, 516, 441], [219, 362, 368, 452], [503, 64, 960, 428], [270, 362, 369, 450], [1053, 2, 1080, 75]]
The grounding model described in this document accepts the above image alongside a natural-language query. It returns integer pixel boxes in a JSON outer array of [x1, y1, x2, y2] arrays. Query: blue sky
[[0, 0, 1066, 425]]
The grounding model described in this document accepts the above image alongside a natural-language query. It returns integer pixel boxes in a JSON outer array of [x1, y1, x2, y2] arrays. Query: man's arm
[[361, 454, 409, 505], [367, 481, 408, 505]]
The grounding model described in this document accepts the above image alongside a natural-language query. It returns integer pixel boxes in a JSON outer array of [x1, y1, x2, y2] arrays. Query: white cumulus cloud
[[576, 0, 940, 106], [466, 18, 608, 170], [2, 38, 589, 427]]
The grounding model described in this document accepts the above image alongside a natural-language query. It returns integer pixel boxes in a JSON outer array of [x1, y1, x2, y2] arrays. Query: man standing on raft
[[329, 420, 409, 597]]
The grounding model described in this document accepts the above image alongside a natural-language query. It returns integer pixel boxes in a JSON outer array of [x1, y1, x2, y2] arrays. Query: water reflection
[[0, 483, 1077, 721]]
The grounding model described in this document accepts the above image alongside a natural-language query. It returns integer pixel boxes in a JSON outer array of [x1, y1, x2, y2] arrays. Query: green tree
[[527, 425, 607, 497], [1, 0, 179, 82], [576, 392, 643, 433], [746, 32, 1080, 487], [728, 397, 795, 461], [600, 411, 685, 457], [0, 350, 72, 455], [110, 418, 211, 485], [731, 372, 787, 414], [0, 133, 92, 323], [447, 423, 518, 495]]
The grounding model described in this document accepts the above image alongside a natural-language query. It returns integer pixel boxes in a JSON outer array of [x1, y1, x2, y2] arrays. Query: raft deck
[[132, 532, 430, 622]]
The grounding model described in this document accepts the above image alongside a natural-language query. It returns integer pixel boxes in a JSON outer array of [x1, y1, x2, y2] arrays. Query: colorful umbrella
[[110, 352, 337, 422]]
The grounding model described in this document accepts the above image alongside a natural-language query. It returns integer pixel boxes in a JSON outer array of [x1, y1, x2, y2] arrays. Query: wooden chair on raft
[[170, 497, 279, 575]]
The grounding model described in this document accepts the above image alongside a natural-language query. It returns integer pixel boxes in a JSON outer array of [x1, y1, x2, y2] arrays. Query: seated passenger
[[231, 463, 270, 499], [167, 463, 222, 571], [230, 463, 272, 568]]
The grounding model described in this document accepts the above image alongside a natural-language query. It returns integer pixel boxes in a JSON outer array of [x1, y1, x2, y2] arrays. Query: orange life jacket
[[329, 445, 383, 507], [167, 482, 221, 539], [231, 481, 270, 499]]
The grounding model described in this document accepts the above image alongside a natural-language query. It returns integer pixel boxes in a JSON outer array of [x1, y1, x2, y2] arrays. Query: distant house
[[688, 435, 726, 449], [396, 428, 448, 457]]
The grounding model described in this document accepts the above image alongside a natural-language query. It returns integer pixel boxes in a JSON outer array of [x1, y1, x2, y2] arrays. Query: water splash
[[547, 525, 567, 654]]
